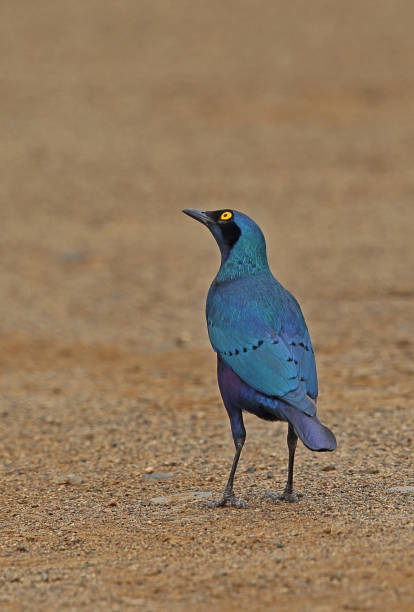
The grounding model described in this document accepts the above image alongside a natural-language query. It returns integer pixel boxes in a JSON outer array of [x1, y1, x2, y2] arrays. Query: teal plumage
[[207, 272, 318, 415], [183, 208, 336, 507]]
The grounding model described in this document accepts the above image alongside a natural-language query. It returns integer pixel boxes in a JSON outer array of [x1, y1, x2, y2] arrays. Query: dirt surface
[[1, 1, 414, 610]]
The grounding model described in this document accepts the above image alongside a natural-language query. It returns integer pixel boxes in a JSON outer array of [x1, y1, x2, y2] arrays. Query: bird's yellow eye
[[220, 211, 233, 221]]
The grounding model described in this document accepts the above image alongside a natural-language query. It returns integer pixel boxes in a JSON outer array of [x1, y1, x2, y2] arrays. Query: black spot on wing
[[222, 339, 266, 358]]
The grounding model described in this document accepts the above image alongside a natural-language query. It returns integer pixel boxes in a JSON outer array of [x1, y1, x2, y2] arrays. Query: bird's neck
[[215, 240, 270, 282]]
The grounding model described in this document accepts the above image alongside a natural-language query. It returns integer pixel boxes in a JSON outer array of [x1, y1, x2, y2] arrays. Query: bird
[[183, 208, 337, 508]]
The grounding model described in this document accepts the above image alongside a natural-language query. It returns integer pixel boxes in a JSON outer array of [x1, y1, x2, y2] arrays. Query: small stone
[[175, 332, 191, 346], [7, 574, 21, 583], [144, 467, 154, 474], [56, 474, 83, 485], [107, 500, 117, 507], [388, 486, 414, 494], [245, 466, 256, 473], [321, 464, 336, 472], [39, 570, 49, 582], [144, 472, 173, 481]]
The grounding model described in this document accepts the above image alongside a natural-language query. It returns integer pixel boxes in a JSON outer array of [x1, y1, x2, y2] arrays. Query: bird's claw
[[263, 490, 300, 503], [206, 490, 246, 509]]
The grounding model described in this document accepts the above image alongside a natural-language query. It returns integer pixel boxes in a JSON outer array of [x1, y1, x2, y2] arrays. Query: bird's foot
[[263, 489, 301, 503], [206, 489, 246, 509]]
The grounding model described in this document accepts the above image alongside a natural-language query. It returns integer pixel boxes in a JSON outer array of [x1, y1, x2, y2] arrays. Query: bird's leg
[[207, 436, 246, 508], [281, 423, 299, 501], [264, 424, 299, 503], [222, 436, 246, 505], [208, 365, 247, 508]]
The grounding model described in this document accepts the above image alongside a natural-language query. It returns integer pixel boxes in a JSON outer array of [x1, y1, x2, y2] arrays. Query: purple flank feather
[[218, 357, 336, 452]]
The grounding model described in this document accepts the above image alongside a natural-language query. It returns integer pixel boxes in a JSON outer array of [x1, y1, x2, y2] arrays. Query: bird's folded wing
[[208, 324, 316, 415], [285, 328, 318, 400]]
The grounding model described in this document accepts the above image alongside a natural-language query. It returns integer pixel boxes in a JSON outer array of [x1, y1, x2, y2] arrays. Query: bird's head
[[183, 209, 269, 279]]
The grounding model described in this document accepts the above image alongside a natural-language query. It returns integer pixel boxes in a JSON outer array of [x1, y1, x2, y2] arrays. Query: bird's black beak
[[182, 209, 212, 226]]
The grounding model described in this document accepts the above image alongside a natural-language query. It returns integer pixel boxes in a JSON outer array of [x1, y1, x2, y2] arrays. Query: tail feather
[[278, 404, 337, 452]]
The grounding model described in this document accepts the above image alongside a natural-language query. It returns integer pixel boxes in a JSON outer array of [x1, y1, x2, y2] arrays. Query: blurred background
[[0, 2, 413, 610], [1, 0, 413, 352]]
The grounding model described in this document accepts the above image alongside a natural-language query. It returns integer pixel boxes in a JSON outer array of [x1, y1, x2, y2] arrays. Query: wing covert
[[208, 322, 298, 399]]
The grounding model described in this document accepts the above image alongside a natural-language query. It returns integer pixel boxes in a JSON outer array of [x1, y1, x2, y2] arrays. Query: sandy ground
[[0, 1, 413, 610]]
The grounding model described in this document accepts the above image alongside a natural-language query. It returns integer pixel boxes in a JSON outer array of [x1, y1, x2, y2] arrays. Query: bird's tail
[[278, 404, 337, 452]]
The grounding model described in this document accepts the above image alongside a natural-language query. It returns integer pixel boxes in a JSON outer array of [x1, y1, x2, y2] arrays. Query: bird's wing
[[281, 327, 318, 400], [208, 316, 317, 416], [207, 277, 318, 415]]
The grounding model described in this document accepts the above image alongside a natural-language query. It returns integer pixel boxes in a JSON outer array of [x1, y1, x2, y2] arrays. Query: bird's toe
[[231, 496, 247, 508], [263, 490, 301, 503], [281, 491, 299, 503], [206, 491, 246, 509]]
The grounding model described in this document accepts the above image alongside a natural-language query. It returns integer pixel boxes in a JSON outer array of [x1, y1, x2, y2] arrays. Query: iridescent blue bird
[[183, 209, 336, 507]]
